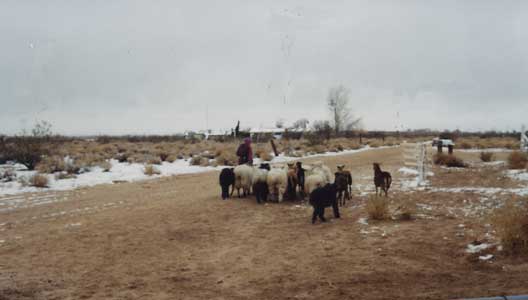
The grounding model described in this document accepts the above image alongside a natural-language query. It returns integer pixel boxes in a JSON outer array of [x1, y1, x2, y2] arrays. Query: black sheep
[[296, 161, 306, 198], [253, 163, 270, 203], [309, 183, 340, 224], [253, 181, 269, 204], [219, 168, 235, 200]]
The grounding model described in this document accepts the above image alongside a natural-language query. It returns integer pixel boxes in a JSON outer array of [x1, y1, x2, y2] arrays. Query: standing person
[[236, 137, 253, 165]]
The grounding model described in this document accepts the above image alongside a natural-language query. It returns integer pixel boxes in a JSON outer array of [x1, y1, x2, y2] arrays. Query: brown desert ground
[[1, 147, 527, 300]]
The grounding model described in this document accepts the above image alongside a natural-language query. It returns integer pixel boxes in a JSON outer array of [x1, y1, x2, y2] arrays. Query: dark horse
[[373, 163, 392, 197]]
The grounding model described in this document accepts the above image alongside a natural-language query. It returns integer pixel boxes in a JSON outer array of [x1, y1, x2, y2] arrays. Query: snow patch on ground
[[1, 146, 390, 196], [506, 169, 528, 181], [466, 243, 491, 254]]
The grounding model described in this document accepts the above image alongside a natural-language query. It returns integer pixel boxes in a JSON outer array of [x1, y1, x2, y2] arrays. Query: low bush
[[480, 152, 494, 162], [433, 153, 466, 168], [98, 161, 112, 172], [29, 173, 49, 188], [215, 150, 237, 166], [144, 164, 161, 176], [0, 169, 16, 182], [508, 151, 528, 170], [491, 198, 528, 255], [36, 156, 66, 174], [394, 198, 416, 221], [366, 195, 390, 220]]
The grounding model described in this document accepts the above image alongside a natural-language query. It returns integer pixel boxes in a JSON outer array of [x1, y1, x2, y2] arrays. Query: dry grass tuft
[[480, 152, 494, 162], [394, 197, 416, 221], [255, 148, 273, 162], [36, 156, 66, 174], [144, 164, 161, 176], [366, 195, 390, 221], [215, 150, 238, 166], [491, 198, 528, 255], [508, 151, 528, 170], [434, 153, 466, 168], [29, 173, 49, 188], [54, 172, 77, 180], [98, 161, 112, 172]]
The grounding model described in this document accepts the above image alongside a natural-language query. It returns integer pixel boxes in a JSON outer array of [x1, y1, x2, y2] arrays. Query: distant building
[[250, 127, 306, 141]]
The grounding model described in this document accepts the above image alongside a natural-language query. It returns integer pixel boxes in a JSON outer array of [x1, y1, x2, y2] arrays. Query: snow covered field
[[0, 146, 388, 196]]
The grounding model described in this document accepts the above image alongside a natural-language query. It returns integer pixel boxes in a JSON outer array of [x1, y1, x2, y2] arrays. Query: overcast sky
[[1, 0, 527, 135]]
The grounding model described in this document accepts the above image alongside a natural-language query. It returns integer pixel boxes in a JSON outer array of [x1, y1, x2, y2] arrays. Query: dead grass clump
[[310, 145, 327, 154], [190, 155, 205, 166], [54, 172, 77, 180], [480, 152, 494, 162], [255, 147, 273, 161], [433, 153, 466, 168], [144, 164, 161, 176], [215, 150, 238, 166], [29, 173, 49, 188], [491, 198, 528, 255], [98, 161, 112, 172], [394, 197, 416, 221], [508, 151, 528, 170], [147, 156, 162, 165], [1, 170, 17, 182], [165, 154, 178, 163], [36, 156, 66, 174], [366, 195, 390, 220]]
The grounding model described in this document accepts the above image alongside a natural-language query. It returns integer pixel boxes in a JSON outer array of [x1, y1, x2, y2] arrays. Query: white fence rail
[[402, 142, 431, 184]]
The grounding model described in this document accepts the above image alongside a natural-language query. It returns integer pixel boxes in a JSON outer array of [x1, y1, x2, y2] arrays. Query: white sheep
[[304, 173, 326, 195], [267, 166, 288, 202], [234, 164, 254, 197], [303, 161, 333, 195], [252, 167, 269, 186], [311, 161, 333, 184]]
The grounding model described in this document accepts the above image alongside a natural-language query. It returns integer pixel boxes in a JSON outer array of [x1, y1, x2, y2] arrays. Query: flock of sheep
[[219, 160, 364, 223]]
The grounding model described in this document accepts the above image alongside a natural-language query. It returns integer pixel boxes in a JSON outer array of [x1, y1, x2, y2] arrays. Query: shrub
[[98, 161, 112, 172], [508, 151, 528, 170], [433, 153, 466, 168], [460, 142, 472, 149], [480, 152, 494, 162], [157, 151, 169, 162], [144, 164, 161, 176], [491, 198, 528, 255], [366, 195, 389, 220], [147, 156, 162, 165], [36, 156, 66, 173], [29, 173, 49, 188], [395, 198, 416, 221], [215, 150, 237, 166], [0, 169, 16, 182], [54, 172, 77, 180], [165, 154, 178, 163], [190, 155, 204, 166], [4, 121, 53, 170], [256, 149, 273, 162]]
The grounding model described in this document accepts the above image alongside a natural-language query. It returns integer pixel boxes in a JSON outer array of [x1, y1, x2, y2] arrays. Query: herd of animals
[[219, 161, 393, 224]]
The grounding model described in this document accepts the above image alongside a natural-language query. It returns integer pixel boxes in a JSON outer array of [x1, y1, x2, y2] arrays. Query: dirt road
[[1, 147, 527, 300]]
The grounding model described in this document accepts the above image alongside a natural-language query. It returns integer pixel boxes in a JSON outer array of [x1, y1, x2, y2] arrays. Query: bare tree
[[275, 118, 285, 129], [292, 118, 310, 130], [326, 85, 360, 134]]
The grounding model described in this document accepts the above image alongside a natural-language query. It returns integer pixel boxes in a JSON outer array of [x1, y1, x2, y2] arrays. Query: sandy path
[[1, 147, 527, 300]]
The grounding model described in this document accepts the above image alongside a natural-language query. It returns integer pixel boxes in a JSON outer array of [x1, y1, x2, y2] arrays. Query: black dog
[[219, 168, 235, 200], [309, 183, 340, 224]]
